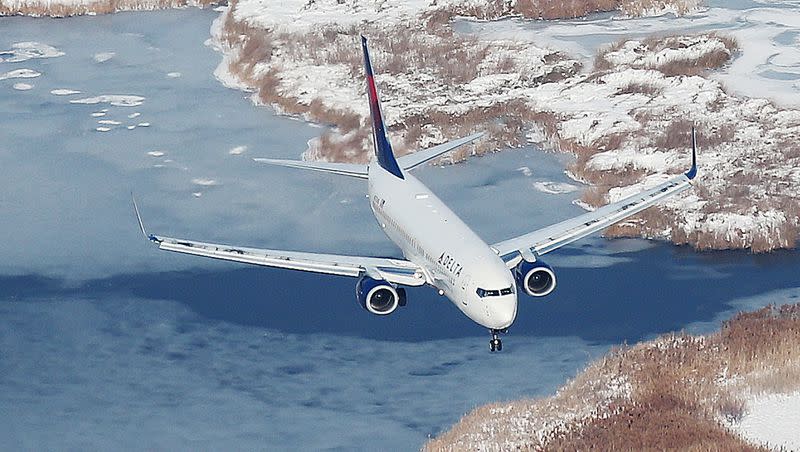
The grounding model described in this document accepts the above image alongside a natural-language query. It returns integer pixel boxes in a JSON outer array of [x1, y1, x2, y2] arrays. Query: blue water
[[2, 9, 799, 451]]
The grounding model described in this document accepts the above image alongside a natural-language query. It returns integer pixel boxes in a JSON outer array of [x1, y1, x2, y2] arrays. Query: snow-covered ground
[[209, 0, 800, 252], [731, 392, 800, 451], [0, 0, 215, 17]]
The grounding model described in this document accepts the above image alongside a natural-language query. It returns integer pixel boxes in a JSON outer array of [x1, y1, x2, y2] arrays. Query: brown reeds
[[595, 33, 739, 75], [426, 303, 800, 451], [0, 0, 216, 17]]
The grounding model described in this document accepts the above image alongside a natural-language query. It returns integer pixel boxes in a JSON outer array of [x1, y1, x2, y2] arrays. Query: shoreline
[[4, 0, 798, 254], [425, 302, 800, 451]]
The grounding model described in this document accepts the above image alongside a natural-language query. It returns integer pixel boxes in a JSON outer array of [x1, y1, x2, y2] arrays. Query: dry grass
[[218, 0, 796, 254], [617, 81, 664, 96], [426, 303, 800, 451], [513, 0, 620, 19], [0, 0, 216, 16], [596, 33, 739, 75], [217, 6, 582, 162], [427, 0, 698, 24], [621, 0, 701, 16]]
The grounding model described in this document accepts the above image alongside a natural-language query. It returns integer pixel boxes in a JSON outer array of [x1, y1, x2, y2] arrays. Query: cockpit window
[[476, 286, 514, 298]]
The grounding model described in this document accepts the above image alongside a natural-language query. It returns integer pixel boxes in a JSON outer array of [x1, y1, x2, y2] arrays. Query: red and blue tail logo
[[361, 36, 404, 179]]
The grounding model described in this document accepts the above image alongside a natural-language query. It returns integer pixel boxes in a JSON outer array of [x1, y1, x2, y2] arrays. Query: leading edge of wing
[[132, 197, 425, 286]]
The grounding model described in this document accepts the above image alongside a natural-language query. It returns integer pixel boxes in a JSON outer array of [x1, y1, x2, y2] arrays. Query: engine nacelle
[[514, 260, 557, 297], [356, 275, 404, 315]]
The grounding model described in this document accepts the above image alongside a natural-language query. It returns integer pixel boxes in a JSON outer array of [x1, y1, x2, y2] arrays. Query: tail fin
[[361, 36, 404, 179], [685, 126, 698, 180]]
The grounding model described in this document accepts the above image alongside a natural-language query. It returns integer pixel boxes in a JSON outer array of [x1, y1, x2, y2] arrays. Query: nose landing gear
[[489, 329, 504, 352]]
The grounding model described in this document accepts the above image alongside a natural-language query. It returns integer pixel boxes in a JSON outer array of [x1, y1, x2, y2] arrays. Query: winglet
[[685, 126, 698, 180], [131, 194, 159, 243], [361, 35, 404, 180]]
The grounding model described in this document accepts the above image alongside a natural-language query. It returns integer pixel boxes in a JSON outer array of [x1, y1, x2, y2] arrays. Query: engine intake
[[514, 260, 557, 297], [356, 275, 404, 315]]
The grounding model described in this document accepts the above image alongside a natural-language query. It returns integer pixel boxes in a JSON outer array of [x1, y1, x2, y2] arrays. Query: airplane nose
[[493, 296, 517, 329]]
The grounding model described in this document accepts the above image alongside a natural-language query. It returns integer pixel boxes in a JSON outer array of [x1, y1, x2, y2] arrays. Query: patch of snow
[[97, 119, 121, 125], [127, 125, 136, 130], [1, 42, 64, 63], [70, 95, 145, 107], [166, 71, 182, 78], [533, 181, 579, 194], [232, 0, 435, 32], [517, 166, 532, 177], [191, 178, 219, 186], [192, 192, 203, 197], [93, 52, 115, 63], [13, 83, 33, 90], [730, 392, 800, 451], [573, 199, 595, 211], [50, 89, 81, 96], [95, 127, 111, 132], [228, 145, 248, 155], [526, 124, 547, 144], [90, 111, 106, 117], [128, 112, 141, 119], [137, 122, 150, 127], [0, 68, 41, 81], [147, 151, 165, 157], [602, 36, 729, 71]]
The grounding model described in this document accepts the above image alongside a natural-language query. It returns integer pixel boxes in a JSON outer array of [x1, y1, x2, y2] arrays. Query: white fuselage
[[367, 164, 517, 330]]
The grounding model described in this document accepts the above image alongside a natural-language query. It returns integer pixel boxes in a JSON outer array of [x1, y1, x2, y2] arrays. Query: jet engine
[[514, 260, 557, 297], [356, 275, 406, 315]]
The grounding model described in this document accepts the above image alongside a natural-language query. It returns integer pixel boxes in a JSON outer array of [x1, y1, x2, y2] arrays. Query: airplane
[[133, 36, 698, 352]]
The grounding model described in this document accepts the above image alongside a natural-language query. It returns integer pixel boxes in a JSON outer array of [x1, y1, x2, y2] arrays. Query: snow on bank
[[428, 304, 800, 450], [0, 0, 217, 17], [730, 392, 800, 451], [212, 0, 799, 251]]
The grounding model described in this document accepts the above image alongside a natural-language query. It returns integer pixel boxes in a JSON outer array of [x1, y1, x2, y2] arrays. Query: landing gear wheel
[[489, 330, 503, 352]]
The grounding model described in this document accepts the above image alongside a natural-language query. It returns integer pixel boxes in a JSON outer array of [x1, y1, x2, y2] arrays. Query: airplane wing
[[252, 132, 484, 177], [493, 130, 698, 267], [132, 199, 427, 287]]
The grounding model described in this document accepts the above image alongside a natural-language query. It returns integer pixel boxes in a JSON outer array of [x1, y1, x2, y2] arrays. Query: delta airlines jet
[[134, 36, 697, 351]]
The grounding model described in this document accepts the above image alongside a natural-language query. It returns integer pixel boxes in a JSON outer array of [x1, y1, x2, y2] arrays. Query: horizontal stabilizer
[[398, 132, 484, 170], [253, 158, 368, 179]]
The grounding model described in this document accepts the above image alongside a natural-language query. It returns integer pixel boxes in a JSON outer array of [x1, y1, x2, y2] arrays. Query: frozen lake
[[1, 8, 799, 450]]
